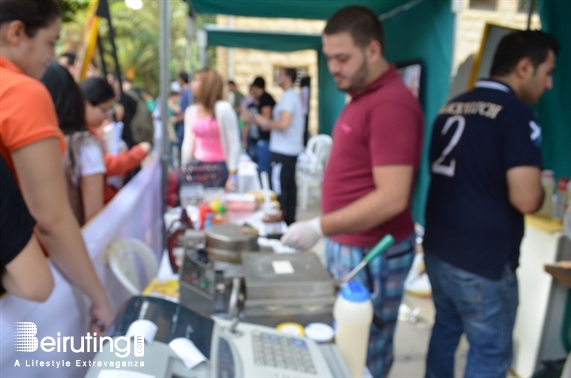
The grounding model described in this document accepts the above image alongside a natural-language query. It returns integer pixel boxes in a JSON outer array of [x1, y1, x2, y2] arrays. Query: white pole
[[228, 16, 235, 79], [198, 29, 207, 68], [160, 0, 171, 249], [187, 15, 195, 72]]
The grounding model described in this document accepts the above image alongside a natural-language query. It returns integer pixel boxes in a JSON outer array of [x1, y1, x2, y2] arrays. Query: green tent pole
[[317, 51, 345, 135]]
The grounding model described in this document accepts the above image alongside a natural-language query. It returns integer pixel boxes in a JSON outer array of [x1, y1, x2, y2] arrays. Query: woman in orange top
[[0, 0, 113, 331]]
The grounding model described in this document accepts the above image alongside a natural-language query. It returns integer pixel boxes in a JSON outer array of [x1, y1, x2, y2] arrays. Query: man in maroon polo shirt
[[281, 6, 423, 377]]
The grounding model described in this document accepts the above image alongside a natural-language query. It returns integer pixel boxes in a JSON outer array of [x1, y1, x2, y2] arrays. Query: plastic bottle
[[230, 174, 238, 193], [536, 170, 555, 218], [333, 280, 373, 378], [167, 208, 194, 273], [199, 202, 215, 229]]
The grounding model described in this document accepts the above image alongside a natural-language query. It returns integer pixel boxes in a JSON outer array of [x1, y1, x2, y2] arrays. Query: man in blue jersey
[[423, 30, 559, 378]]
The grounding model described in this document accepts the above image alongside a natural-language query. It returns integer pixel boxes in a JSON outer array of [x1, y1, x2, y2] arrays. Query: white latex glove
[[280, 217, 323, 251]]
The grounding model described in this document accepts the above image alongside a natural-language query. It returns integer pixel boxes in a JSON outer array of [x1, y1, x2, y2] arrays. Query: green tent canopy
[[203, 25, 322, 52], [537, 0, 571, 181], [187, 0, 419, 20]]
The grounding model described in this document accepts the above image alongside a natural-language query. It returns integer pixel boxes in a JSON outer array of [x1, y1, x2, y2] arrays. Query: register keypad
[[251, 331, 317, 374]]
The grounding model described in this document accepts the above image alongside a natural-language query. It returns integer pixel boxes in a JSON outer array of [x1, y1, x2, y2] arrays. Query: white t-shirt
[[270, 88, 305, 156], [69, 133, 106, 186]]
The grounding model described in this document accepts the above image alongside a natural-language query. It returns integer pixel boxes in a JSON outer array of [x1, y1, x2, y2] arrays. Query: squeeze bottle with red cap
[[333, 280, 373, 378]]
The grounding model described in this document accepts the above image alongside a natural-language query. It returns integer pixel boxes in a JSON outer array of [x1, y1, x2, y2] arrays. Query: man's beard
[[337, 55, 370, 93]]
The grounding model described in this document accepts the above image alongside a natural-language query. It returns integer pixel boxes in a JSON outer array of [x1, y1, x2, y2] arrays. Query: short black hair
[[251, 76, 266, 89], [0, 0, 60, 37], [178, 71, 189, 84], [228, 79, 236, 86], [324, 5, 384, 53], [490, 30, 559, 77], [60, 51, 77, 67], [283, 68, 297, 84], [79, 77, 116, 106]]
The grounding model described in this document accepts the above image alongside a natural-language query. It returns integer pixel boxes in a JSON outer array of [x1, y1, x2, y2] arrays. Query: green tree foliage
[[58, 0, 216, 96], [59, 0, 89, 24]]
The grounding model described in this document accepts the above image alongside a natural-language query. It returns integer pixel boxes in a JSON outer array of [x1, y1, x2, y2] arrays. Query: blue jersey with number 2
[[423, 80, 543, 280]]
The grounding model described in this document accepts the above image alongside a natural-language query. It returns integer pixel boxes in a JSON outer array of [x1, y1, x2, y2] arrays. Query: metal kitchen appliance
[[205, 224, 259, 263], [179, 224, 259, 317], [241, 252, 336, 326], [179, 224, 336, 326]]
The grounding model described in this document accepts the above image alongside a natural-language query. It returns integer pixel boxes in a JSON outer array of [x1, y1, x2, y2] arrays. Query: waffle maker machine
[[179, 224, 335, 326]]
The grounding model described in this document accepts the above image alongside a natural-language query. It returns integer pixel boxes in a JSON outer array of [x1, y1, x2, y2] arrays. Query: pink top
[[192, 114, 226, 163]]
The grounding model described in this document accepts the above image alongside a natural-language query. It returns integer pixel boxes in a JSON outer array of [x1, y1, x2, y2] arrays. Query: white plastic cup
[[333, 280, 373, 378], [304, 323, 334, 344]]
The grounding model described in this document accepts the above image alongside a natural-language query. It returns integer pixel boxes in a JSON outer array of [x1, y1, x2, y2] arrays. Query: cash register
[[85, 296, 350, 378]]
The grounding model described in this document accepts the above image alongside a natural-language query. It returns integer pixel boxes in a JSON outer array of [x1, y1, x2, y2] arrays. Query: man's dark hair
[[178, 71, 189, 84], [490, 30, 559, 77], [251, 76, 266, 89], [228, 79, 236, 86], [324, 5, 384, 52], [284, 68, 297, 84], [0, 0, 60, 37], [59, 51, 76, 67]]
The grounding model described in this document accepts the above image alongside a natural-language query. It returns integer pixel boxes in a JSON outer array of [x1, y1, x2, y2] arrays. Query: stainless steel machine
[[179, 224, 258, 317], [178, 224, 336, 326], [241, 252, 335, 325]]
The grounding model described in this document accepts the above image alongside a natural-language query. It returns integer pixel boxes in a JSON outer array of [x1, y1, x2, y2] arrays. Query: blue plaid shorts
[[325, 234, 415, 378]]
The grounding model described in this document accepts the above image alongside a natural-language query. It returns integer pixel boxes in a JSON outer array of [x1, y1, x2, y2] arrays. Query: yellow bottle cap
[[276, 322, 304, 337]]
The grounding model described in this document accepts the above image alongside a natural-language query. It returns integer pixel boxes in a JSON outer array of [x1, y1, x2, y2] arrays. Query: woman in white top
[[182, 69, 240, 192], [41, 63, 106, 226]]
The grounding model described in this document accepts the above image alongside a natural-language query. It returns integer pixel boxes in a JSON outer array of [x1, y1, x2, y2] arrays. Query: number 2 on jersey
[[431, 115, 465, 177]]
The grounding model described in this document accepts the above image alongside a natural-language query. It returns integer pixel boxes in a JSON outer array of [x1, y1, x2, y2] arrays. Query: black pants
[[270, 152, 298, 225]]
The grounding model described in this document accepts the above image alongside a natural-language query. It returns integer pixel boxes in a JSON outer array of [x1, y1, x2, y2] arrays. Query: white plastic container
[[333, 280, 373, 378], [305, 323, 335, 344]]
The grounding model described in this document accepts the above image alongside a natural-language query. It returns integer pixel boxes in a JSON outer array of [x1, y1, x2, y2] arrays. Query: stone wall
[[454, 0, 540, 71]]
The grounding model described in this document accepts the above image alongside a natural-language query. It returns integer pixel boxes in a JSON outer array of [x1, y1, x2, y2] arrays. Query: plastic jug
[[333, 280, 373, 378]]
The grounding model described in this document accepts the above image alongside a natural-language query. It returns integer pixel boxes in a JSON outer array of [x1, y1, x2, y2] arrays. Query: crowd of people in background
[[164, 66, 307, 224], [53, 50, 310, 226]]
